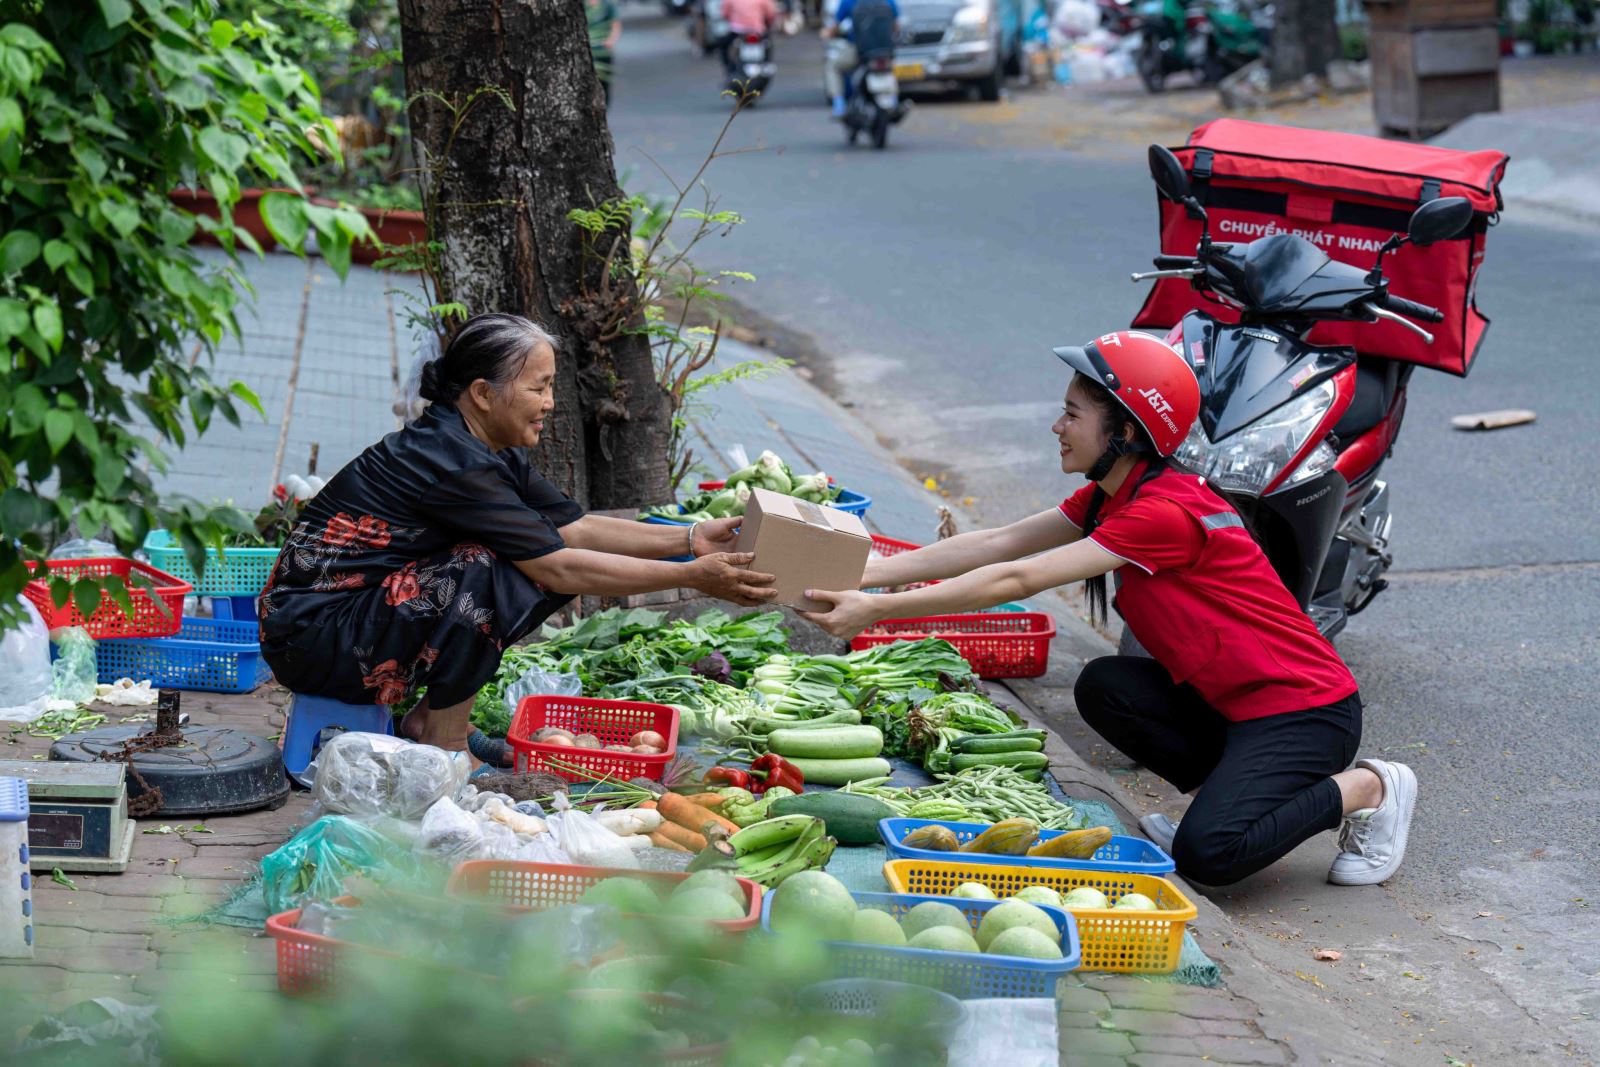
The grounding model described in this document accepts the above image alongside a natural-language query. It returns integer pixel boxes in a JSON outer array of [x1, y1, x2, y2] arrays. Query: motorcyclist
[[822, 0, 900, 119], [720, 0, 781, 77]]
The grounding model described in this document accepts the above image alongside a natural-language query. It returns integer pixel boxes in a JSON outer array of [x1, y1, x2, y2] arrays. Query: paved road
[[608, 14, 1600, 1057]]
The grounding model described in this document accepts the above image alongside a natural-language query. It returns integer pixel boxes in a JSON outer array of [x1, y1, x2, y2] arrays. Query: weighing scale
[[0, 759, 136, 873]]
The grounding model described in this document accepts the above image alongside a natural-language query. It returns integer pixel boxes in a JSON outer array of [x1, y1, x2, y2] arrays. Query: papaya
[[1026, 826, 1113, 861], [959, 818, 1040, 856], [902, 824, 960, 852]]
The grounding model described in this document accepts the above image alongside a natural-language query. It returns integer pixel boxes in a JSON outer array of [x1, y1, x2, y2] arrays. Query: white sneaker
[[1328, 759, 1418, 886], [1139, 812, 1178, 853]]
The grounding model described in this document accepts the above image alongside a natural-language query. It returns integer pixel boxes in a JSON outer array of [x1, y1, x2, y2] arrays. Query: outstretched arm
[[862, 508, 1083, 588]]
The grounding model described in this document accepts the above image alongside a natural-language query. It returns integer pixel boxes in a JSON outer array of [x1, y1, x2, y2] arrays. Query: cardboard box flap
[[757, 492, 870, 538]]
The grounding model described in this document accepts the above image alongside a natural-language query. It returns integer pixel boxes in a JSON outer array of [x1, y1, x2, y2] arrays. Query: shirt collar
[[1100, 458, 1152, 517]]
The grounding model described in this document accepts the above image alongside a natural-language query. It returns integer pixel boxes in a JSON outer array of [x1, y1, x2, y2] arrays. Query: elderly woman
[[260, 312, 775, 763]]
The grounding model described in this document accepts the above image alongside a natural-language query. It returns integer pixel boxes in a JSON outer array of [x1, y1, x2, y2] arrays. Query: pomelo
[[673, 869, 746, 910], [1014, 885, 1063, 908], [899, 901, 970, 941], [1114, 892, 1158, 911], [952, 881, 997, 901], [1060, 886, 1110, 910], [986, 925, 1064, 960], [669, 887, 747, 922], [976, 899, 1059, 951], [907, 925, 980, 953], [578, 877, 661, 915], [767, 870, 857, 942], [851, 908, 906, 947]]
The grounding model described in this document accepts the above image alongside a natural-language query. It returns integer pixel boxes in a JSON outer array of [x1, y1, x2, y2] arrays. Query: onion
[[632, 744, 664, 755], [629, 730, 666, 751], [532, 727, 575, 743], [573, 734, 602, 749], [604, 744, 633, 752], [540, 734, 575, 747]]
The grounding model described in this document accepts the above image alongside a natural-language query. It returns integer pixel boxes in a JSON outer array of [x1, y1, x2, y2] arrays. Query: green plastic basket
[[143, 530, 280, 596]]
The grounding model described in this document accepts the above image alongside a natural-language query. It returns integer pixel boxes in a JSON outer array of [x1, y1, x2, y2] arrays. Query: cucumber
[[767, 725, 884, 760], [947, 751, 1050, 773], [745, 708, 862, 735], [954, 732, 1045, 755], [779, 756, 894, 787], [768, 791, 897, 846]]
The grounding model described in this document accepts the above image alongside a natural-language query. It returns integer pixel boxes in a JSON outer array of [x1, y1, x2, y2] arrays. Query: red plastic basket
[[446, 861, 763, 934], [266, 899, 400, 994], [850, 612, 1058, 679], [507, 696, 679, 781], [24, 557, 190, 638]]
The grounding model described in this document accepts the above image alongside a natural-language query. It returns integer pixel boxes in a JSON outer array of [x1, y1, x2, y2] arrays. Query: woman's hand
[[692, 516, 743, 556], [690, 552, 778, 607], [796, 589, 884, 639]]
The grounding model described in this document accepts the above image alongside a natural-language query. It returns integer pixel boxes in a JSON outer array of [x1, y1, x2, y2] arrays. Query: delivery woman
[[801, 331, 1417, 887], [260, 312, 775, 764]]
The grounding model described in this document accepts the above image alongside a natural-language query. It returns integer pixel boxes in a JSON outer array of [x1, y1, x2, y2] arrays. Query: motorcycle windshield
[[1238, 234, 1374, 315], [1183, 317, 1353, 440]]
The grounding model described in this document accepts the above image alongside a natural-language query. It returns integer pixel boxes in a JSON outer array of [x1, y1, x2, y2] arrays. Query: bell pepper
[[749, 753, 805, 795], [704, 766, 753, 791]]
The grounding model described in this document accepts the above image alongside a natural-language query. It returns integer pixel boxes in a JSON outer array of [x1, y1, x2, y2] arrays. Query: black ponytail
[[1071, 372, 1161, 628]]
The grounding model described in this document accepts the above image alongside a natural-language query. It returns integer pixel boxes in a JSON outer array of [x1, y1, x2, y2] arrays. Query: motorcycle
[[842, 53, 905, 149], [1136, 0, 1268, 92], [1124, 145, 1475, 642], [726, 32, 776, 100]]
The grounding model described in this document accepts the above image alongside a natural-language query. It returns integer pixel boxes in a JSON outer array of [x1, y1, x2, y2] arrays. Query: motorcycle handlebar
[[1153, 255, 1197, 270], [1376, 292, 1444, 324]]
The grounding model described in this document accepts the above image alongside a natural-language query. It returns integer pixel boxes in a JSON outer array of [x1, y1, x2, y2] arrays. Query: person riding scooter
[[720, 0, 781, 77], [799, 331, 1418, 890], [822, 0, 899, 119]]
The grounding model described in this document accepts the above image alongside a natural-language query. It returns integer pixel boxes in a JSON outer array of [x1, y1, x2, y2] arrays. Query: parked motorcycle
[[726, 32, 776, 100], [1135, 0, 1268, 92], [842, 54, 905, 149], [1125, 144, 1475, 641]]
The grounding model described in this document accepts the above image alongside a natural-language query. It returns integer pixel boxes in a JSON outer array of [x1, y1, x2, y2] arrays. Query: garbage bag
[[0, 598, 51, 723], [260, 816, 420, 914], [308, 732, 469, 822], [50, 627, 97, 706], [415, 796, 486, 866]]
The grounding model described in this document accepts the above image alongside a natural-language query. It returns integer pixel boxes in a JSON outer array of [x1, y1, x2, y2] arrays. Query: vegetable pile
[[639, 450, 842, 523]]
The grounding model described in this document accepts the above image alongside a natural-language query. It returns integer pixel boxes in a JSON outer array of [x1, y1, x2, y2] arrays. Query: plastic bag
[[545, 795, 639, 870], [50, 628, 97, 706], [260, 816, 419, 914], [513, 832, 570, 864], [0, 598, 52, 723], [308, 732, 469, 822], [946, 997, 1057, 1067], [500, 664, 582, 728], [415, 796, 486, 866], [47, 538, 118, 560]]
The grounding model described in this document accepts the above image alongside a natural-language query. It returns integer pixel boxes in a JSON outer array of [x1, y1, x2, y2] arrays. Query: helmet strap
[[1087, 434, 1145, 482]]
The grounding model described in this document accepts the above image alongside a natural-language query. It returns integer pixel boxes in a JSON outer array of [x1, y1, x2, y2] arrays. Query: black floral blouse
[[259, 404, 584, 707]]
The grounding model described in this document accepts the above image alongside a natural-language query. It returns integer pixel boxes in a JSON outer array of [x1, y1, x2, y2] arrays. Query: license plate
[[866, 72, 897, 93], [740, 44, 765, 61], [893, 62, 923, 81]]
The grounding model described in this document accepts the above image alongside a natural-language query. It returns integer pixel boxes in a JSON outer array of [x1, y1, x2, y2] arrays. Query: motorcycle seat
[[1332, 358, 1394, 443]]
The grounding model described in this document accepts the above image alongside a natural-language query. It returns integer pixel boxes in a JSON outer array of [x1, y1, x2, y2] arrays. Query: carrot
[[658, 791, 741, 837], [648, 831, 691, 853], [686, 793, 725, 809], [637, 800, 657, 810], [651, 821, 707, 852]]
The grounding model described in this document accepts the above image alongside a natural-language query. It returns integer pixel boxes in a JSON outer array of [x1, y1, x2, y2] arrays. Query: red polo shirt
[[1060, 463, 1358, 721]]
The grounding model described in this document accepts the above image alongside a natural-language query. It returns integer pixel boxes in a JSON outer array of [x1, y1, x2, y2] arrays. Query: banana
[[730, 814, 815, 856], [747, 833, 837, 888], [736, 819, 827, 883]]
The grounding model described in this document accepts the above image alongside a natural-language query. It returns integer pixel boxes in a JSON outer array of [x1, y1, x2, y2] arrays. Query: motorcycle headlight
[[1173, 380, 1336, 497], [949, 3, 990, 40]]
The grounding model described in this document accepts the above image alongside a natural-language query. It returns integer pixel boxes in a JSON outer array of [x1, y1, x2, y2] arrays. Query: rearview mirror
[[1407, 197, 1474, 247], [1148, 145, 1191, 203]]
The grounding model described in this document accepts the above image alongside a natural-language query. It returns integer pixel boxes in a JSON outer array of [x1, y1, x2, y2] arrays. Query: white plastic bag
[[545, 795, 639, 870], [501, 664, 582, 728], [309, 732, 469, 822], [415, 796, 485, 865], [0, 598, 51, 723]]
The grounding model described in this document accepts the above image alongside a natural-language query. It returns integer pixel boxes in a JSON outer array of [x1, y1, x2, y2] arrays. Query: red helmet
[[1053, 330, 1200, 456]]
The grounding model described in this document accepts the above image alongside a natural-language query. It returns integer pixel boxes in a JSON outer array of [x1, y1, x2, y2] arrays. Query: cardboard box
[[734, 488, 870, 611]]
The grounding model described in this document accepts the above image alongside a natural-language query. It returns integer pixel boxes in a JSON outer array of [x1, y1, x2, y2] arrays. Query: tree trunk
[[396, 0, 671, 509], [1270, 0, 1341, 86]]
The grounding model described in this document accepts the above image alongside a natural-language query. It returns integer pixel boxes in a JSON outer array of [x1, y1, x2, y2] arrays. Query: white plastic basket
[[0, 778, 32, 958]]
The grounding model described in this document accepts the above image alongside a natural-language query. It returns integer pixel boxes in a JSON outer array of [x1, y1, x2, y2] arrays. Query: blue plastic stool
[[210, 595, 259, 623], [281, 694, 394, 784]]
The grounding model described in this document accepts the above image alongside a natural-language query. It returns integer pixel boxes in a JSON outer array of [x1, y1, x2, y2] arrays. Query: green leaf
[[0, 97, 22, 140], [198, 127, 249, 174], [157, 209, 196, 246], [96, 0, 133, 28], [100, 198, 140, 238], [166, 79, 207, 110], [0, 488, 50, 536], [319, 226, 351, 279], [257, 191, 308, 251], [64, 261, 94, 298], [51, 867, 77, 891], [10, 383, 45, 434], [42, 239, 74, 271], [43, 409, 71, 454], [209, 20, 238, 50], [229, 380, 265, 418], [0, 296, 28, 338], [94, 449, 124, 496], [70, 143, 108, 184], [33, 301, 62, 352], [71, 577, 102, 621], [0, 230, 40, 273]]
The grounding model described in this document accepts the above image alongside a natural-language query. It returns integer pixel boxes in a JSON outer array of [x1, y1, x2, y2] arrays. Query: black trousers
[[1074, 656, 1362, 886]]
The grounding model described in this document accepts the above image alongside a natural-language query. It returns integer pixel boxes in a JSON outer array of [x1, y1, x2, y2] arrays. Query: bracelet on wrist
[[687, 521, 703, 557]]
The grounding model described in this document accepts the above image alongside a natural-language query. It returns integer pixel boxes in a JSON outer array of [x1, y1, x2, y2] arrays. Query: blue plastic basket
[[879, 819, 1176, 875], [759, 889, 1079, 999], [95, 616, 272, 694], [641, 488, 873, 527], [143, 530, 280, 597]]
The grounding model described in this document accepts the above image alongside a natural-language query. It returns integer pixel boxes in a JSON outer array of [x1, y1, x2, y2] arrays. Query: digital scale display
[[29, 811, 86, 851]]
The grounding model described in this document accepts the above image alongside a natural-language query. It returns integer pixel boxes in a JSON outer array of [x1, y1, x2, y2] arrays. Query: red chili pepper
[[704, 766, 753, 791], [749, 753, 805, 795]]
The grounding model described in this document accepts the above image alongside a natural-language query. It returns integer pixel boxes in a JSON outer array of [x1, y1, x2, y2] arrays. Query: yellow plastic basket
[[883, 859, 1198, 975]]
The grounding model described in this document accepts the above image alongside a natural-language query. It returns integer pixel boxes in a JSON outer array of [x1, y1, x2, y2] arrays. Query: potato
[[630, 730, 667, 750], [573, 734, 602, 749]]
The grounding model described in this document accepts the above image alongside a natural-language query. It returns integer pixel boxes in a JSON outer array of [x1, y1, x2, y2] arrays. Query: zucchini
[[779, 756, 893, 786], [954, 732, 1045, 755], [768, 791, 897, 846], [947, 751, 1050, 774], [745, 708, 862, 735], [767, 725, 884, 760]]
